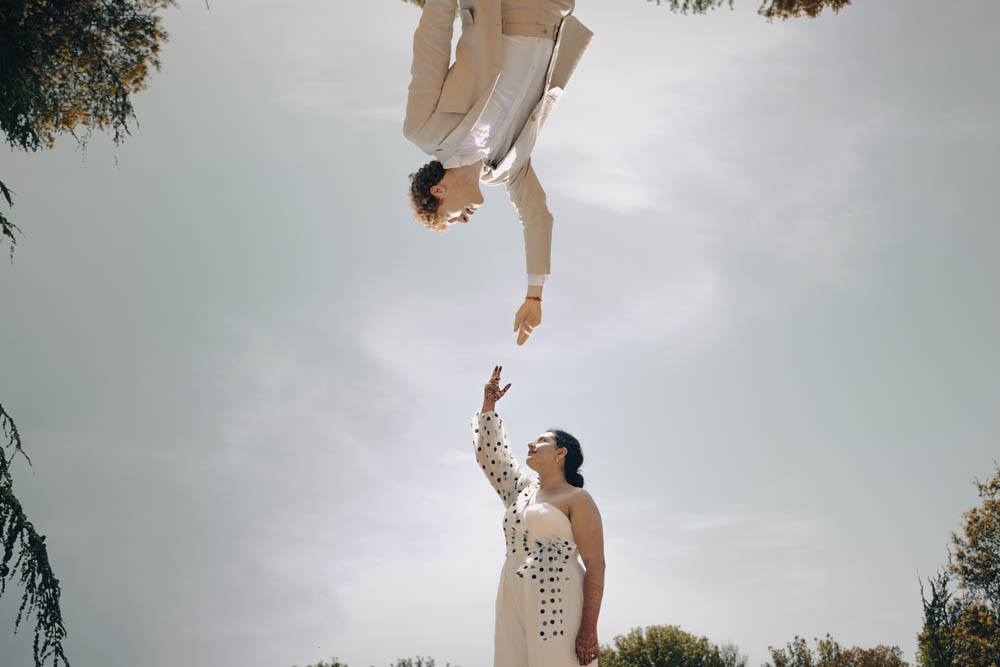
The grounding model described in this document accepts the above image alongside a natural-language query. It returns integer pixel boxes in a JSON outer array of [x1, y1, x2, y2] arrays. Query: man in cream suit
[[404, 0, 593, 346]]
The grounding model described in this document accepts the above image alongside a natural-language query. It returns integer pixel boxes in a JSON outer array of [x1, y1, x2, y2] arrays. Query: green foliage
[[647, 0, 851, 20], [757, 0, 850, 19], [947, 602, 1000, 667], [765, 634, 909, 667], [294, 657, 461, 667], [0, 0, 174, 151], [0, 0, 175, 257], [645, 0, 735, 13], [918, 464, 1000, 667], [917, 592, 1000, 667], [0, 179, 17, 261], [400, 0, 851, 21], [918, 569, 963, 667], [598, 624, 748, 667], [0, 403, 68, 667], [951, 463, 1000, 612]]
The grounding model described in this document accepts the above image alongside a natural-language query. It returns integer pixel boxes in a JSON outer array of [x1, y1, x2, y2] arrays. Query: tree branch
[[1, 403, 68, 667], [0, 179, 20, 262]]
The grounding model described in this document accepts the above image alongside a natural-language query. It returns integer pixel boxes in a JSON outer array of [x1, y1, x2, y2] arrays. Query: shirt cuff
[[527, 273, 547, 287], [442, 152, 482, 170]]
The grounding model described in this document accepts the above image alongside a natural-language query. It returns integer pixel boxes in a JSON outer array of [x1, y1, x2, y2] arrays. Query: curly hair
[[408, 160, 449, 231]]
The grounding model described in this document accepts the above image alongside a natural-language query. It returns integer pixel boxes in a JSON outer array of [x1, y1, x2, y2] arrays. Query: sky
[[1, 1, 998, 666]]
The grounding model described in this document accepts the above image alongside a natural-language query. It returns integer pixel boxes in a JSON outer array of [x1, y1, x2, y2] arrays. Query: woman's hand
[[481, 365, 511, 413], [575, 626, 599, 665]]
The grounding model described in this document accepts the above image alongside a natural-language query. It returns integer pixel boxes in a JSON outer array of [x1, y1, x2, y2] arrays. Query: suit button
[[531, 114, 537, 121]]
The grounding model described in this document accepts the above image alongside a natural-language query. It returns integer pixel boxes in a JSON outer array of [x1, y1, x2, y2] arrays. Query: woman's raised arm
[[472, 365, 532, 506]]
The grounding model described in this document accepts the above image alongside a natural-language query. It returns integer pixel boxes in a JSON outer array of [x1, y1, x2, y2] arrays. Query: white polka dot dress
[[473, 410, 597, 667]]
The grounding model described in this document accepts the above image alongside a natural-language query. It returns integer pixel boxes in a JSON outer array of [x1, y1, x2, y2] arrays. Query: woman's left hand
[[575, 626, 599, 665]]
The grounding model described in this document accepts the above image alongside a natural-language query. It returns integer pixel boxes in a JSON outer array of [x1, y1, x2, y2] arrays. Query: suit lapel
[[545, 15, 593, 92]]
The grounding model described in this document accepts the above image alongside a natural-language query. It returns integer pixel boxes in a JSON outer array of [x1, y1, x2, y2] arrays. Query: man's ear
[[430, 184, 446, 198]]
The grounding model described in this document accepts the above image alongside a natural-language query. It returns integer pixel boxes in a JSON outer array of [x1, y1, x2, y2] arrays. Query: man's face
[[430, 168, 485, 225]]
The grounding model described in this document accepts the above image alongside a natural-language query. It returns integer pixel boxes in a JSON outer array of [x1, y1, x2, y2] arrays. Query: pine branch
[[0, 178, 18, 262], [1, 403, 68, 667], [645, 0, 734, 13]]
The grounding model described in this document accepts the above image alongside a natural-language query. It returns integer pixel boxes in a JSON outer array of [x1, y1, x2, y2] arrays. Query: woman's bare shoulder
[[567, 486, 598, 507]]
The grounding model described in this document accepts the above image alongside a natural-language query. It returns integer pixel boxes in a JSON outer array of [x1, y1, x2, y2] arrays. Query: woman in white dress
[[473, 365, 606, 666]]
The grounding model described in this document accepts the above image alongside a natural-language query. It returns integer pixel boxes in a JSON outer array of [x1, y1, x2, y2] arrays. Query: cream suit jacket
[[403, 0, 593, 277]]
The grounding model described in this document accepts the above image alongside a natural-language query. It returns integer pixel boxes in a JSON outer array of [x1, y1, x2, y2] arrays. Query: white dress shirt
[[441, 34, 555, 288]]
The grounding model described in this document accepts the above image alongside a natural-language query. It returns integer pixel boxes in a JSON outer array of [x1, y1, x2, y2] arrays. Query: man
[[403, 0, 593, 346]]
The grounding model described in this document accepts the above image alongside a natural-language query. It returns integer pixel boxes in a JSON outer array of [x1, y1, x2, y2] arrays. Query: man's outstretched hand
[[513, 299, 542, 346]]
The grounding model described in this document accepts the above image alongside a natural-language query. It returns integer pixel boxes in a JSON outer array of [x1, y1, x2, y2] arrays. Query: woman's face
[[526, 432, 562, 470]]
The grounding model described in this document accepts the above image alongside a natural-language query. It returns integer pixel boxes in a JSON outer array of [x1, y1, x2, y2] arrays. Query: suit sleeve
[[403, 0, 457, 140], [472, 410, 532, 506], [506, 158, 554, 276]]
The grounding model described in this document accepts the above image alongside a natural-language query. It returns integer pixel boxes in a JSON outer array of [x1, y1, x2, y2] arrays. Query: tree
[[948, 603, 1000, 667], [918, 569, 963, 667], [292, 658, 461, 667], [917, 464, 1000, 667], [0, 0, 175, 259], [917, 584, 999, 667], [1, 3, 175, 665], [648, 0, 850, 19], [399, 0, 851, 21], [0, 404, 68, 667], [598, 624, 748, 667], [951, 464, 1000, 613], [765, 635, 909, 667]]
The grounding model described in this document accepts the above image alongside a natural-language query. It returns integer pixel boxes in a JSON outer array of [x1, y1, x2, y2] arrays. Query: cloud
[[278, 75, 405, 124], [598, 500, 840, 658]]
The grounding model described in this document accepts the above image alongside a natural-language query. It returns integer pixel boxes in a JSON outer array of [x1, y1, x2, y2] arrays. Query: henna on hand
[[482, 365, 511, 412]]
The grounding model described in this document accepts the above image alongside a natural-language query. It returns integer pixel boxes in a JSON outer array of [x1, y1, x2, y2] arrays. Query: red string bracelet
[[526, 296, 541, 302]]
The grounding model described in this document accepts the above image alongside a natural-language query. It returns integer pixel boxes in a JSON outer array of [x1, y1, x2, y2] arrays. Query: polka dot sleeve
[[472, 410, 532, 507]]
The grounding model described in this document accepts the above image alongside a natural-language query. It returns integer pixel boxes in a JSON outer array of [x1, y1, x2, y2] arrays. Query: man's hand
[[513, 299, 542, 346]]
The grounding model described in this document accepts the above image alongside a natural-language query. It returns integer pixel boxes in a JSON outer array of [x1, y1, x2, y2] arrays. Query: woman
[[473, 365, 606, 666]]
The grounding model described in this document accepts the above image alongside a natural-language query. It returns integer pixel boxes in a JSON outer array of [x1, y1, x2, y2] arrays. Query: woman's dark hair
[[549, 428, 584, 488]]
